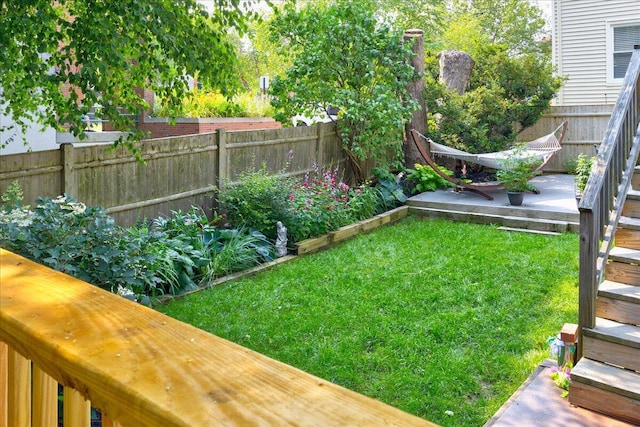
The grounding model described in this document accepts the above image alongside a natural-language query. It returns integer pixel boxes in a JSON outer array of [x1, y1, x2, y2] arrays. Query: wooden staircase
[[569, 176, 640, 424], [569, 46, 640, 424]]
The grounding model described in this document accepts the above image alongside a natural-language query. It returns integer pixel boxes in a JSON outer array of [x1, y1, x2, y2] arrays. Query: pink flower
[[289, 195, 295, 201], [305, 205, 310, 211]]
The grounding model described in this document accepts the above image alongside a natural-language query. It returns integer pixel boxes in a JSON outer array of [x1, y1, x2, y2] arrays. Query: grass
[[158, 216, 579, 426]]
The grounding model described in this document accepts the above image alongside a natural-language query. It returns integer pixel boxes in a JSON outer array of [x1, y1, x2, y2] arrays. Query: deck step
[[622, 190, 640, 217], [408, 207, 573, 233], [569, 358, 640, 425], [609, 246, 640, 263], [582, 318, 640, 372], [597, 280, 640, 325], [616, 216, 640, 249], [600, 246, 640, 288]]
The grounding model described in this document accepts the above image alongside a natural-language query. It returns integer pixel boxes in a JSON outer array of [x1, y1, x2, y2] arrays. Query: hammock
[[410, 121, 568, 200], [428, 121, 566, 170]]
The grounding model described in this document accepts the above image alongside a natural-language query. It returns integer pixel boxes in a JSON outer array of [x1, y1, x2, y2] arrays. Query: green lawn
[[158, 216, 579, 426]]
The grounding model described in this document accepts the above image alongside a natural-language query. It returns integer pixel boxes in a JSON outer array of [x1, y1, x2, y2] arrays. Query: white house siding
[[553, 0, 640, 106], [0, 111, 57, 155]]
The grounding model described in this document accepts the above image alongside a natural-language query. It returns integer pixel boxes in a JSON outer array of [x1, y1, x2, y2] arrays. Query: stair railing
[[577, 45, 640, 357]]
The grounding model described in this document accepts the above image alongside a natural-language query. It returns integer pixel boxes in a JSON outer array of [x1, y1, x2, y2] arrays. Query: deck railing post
[[33, 367, 57, 426], [7, 348, 30, 427]]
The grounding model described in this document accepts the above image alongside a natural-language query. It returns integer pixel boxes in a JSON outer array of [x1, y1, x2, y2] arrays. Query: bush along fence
[[0, 159, 410, 301], [0, 123, 345, 226]]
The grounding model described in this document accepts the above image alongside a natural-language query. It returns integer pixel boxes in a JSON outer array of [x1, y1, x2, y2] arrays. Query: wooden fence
[[517, 104, 613, 172], [0, 123, 344, 226], [0, 105, 615, 226]]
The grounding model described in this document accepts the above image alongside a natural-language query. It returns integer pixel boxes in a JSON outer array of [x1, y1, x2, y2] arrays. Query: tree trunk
[[438, 50, 474, 95], [403, 29, 428, 170], [438, 50, 475, 171]]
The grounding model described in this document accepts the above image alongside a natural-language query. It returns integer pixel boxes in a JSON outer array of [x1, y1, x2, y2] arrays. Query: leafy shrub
[[372, 167, 409, 208], [0, 195, 166, 302], [0, 194, 274, 302], [406, 164, 455, 193], [154, 91, 273, 118], [218, 165, 295, 241], [424, 44, 564, 155], [153, 207, 273, 286], [574, 153, 596, 194], [1, 180, 25, 211]]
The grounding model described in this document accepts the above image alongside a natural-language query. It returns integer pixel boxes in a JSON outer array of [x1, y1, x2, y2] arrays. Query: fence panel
[[517, 105, 613, 172], [0, 123, 345, 226]]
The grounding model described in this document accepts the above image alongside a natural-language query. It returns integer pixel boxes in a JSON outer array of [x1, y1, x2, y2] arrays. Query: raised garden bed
[[295, 206, 408, 255]]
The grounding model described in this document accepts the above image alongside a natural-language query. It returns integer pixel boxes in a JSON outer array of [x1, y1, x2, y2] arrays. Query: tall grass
[[159, 217, 579, 426]]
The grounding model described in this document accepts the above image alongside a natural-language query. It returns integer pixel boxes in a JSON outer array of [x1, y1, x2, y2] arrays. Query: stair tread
[[572, 358, 640, 400], [600, 280, 640, 303], [583, 317, 640, 348], [627, 189, 640, 199], [609, 246, 640, 262], [618, 216, 640, 229]]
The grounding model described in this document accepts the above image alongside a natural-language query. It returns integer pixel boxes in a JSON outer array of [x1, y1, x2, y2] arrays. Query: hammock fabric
[[410, 121, 568, 200]]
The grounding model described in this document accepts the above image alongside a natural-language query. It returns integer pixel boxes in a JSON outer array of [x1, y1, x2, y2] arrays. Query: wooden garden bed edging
[[295, 206, 408, 255]]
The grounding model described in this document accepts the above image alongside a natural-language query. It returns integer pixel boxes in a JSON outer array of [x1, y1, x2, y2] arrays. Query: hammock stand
[[409, 121, 568, 201]]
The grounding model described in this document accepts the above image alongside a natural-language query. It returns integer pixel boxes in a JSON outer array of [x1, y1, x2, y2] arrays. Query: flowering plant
[[286, 164, 382, 242], [549, 364, 571, 397], [547, 335, 575, 397]]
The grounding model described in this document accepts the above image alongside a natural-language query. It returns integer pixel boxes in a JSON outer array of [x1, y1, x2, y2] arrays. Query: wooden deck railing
[[577, 45, 640, 357], [0, 249, 436, 427]]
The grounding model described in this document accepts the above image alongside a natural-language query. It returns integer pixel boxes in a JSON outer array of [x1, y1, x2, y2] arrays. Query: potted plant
[[496, 147, 542, 206], [574, 153, 595, 203]]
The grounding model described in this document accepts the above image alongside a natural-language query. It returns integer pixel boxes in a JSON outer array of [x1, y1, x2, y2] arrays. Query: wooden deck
[[0, 249, 436, 427]]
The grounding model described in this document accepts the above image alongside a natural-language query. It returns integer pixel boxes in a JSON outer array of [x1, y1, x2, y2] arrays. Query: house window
[[612, 24, 640, 79]]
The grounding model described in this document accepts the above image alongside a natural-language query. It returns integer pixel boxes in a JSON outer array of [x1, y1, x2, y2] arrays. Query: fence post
[[217, 129, 227, 191], [316, 123, 325, 166], [61, 143, 77, 197]]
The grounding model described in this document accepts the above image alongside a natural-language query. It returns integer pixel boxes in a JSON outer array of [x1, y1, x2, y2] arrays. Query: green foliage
[[406, 163, 455, 193], [153, 208, 273, 286], [372, 167, 409, 208], [0, 0, 260, 154], [1, 180, 25, 211], [376, 0, 446, 39], [232, 14, 293, 93], [448, 0, 549, 57], [269, 0, 419, 183], [425, 44, 564, 154], [218, 161, 389, 244], [0, 197, 273, 301], [218, 164, 295, 241], [286, 165, 384, 242], [574, 153, 596, 194], [495, 147, 542, 192], [420, 0, 562, 156], [154, 91, 274, 118], [0, 196, 165, 301]]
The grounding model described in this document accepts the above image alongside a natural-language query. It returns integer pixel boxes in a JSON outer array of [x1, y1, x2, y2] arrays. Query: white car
[[291, 105, 339, 126]]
